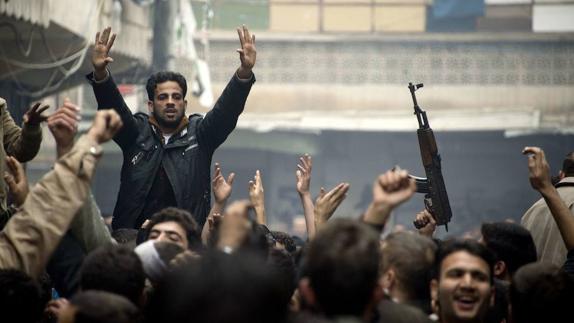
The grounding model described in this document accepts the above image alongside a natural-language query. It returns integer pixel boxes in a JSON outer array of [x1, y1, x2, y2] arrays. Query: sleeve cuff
[[86, 70, 111, 84]]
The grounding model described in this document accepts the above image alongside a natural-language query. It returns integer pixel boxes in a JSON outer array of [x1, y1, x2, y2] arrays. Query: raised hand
[[373, 169, 416, 209], [236, 25, 256, 78], [87, 109, 123, 144], [523, 146, 553, 194], [363, 169, 416, 227], [22, 102, 49, 126], [248, 170, 266, 224], [92, 26, 116, 79], [47, 98, 81, 157], [314, 182, 350, 227], [212, 163, 235, 204], [296, 154, 312, 196], [217, 200, 253, 250], [4, 156, 29, 206], [413, 209, 436, 238]]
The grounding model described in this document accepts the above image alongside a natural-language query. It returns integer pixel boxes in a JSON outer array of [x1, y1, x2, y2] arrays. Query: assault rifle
[[408, 82, 452, 231]]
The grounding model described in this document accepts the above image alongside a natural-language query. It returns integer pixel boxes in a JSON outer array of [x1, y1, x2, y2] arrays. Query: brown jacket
[[0, 135, 101, 279], [0, 97, 43, 213]]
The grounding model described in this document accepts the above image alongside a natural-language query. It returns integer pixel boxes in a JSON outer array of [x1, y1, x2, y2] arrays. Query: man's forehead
[[441, 250, 490, 274], [155, 81, 183, 94], [151, 220, 185, 233]]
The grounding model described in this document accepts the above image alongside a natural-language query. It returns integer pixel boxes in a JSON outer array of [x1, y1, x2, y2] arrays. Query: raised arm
[[196, 26, 256, 152], [524, 146, 574, 250], [295, 154, 316, 239], [0, 110, 122, 279], [3, 101, 47, 162], [47, 100, 113, 251], [314, 183, 350, 232], [88, 27, 138, 149], [363, 169, 416, 232], [249, 170, 266, 225], [202, 163, 235, 245]]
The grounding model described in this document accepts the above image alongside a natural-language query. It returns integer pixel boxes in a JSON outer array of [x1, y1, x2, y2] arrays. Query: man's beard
[[153, 111, 184, 130]]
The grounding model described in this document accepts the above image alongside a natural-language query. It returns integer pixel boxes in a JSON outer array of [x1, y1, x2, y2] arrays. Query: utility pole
[[152, 0, 178, 72]]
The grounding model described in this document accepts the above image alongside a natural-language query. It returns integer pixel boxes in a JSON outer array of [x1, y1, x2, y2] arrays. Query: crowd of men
[[0, 25, 573, 323]]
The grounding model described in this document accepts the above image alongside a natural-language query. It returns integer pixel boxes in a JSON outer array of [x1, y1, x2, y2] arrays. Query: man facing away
[[87, 26, 257, 230], [522, 151, 574, 267]]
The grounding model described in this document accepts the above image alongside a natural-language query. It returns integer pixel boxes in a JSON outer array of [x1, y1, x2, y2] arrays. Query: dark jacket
[[88, 72, 255, 229]]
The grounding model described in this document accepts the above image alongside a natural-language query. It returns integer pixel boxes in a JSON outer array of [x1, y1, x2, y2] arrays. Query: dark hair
[[562, 151, 574, 177], [433, 239, 496, 283], [146, 71, 187, 101], [72, 290, 140, 323], [271, 231, 297, 253], [80, 245, 146, 306], [486, 279, 510, 323], [145, 207, 201, 250], [510, 262, 574, 323], [381, 232, 437, 312], [302, 219, 381, 317], [146, 252, 287, 323], [481, 222, 537, 276], [268, 248, 297, 306], [0, 270, 44, 323]]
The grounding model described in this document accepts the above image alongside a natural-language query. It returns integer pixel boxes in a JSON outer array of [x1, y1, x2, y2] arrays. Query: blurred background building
[[1, 0, 573, 237]]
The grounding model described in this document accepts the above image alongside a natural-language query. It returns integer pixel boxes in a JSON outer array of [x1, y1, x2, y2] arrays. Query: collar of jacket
[[148, 115, 190, 143], [556, 177, 574, 188]]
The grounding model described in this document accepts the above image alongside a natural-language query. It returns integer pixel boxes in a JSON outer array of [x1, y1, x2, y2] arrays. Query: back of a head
[[303, 219, 381, 317], [381, 232, 436, 307], [146, 251, 287, 323], [80, 245, 145, 306], [562, 151, 574, 177], [481, 222, 537, 277], [72, 290, 140, 323], [511, 262, 574, 323], [0, 269, 44, 323]]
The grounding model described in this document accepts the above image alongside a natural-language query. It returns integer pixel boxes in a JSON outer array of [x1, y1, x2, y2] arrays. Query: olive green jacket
[[0, 97, 43, 213], [0, 135, 101, 279]]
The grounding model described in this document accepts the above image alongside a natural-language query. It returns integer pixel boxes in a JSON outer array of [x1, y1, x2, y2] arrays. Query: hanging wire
[[0, 0, 106, 97]]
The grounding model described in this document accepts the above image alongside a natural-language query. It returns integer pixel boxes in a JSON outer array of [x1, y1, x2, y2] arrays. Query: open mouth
[[453, 295, 478, 311]]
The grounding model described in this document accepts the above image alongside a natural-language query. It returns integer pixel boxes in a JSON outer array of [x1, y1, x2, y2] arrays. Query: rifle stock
[[409, 83, 453, 231]]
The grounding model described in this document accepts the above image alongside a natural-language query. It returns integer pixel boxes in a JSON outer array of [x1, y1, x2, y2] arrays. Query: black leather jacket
[[88, 72, 255, 229]]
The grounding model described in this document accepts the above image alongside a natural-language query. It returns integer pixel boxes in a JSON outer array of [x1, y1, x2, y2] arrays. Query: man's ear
[[559, 170, 566, 180], [147, 100, 153, 114], [494, 261, 507, 279], [380, 268, 395, 292], [299, 277, 317, 308]]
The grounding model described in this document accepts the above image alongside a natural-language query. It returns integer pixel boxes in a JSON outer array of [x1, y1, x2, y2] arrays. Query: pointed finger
[[237, 27, 245, 48], [4, 173, 16, 191], [243, 25, 250, 44], [36, 104, 50, 115], [227, 172, 235, 185], [101, 27, 111, 45], [29, 102, 41, 112], [95, 31, 101, 45], [107, 33, 116, 52]]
